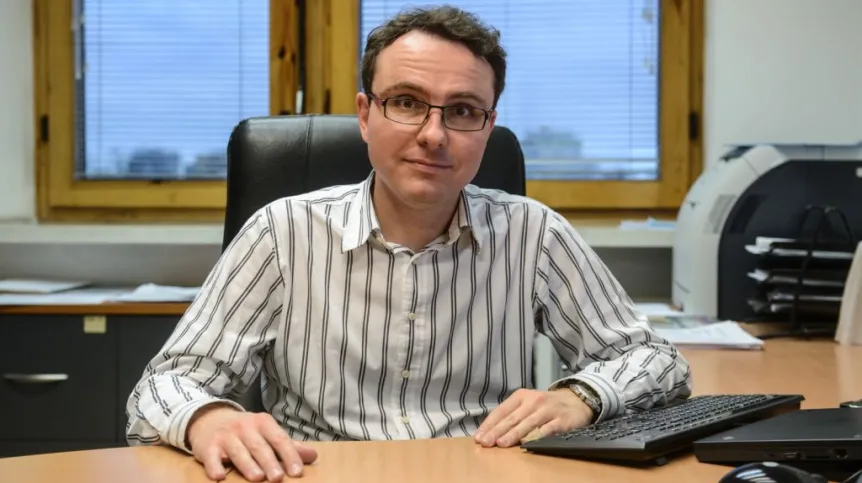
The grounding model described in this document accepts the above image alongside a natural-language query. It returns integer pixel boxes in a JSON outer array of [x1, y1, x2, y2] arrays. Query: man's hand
[[473, 388, 594, 448], [186, 404, 318, 482]]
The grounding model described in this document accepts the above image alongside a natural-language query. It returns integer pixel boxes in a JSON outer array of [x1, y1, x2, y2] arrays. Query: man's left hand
[[474, 388, 594, 448]]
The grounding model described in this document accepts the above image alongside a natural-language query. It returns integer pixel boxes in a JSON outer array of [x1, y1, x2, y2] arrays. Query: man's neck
[[371, 184, 459, 252]]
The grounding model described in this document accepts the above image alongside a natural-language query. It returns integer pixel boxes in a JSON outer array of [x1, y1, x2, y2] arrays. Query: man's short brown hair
[[361, 5, 507, 109]]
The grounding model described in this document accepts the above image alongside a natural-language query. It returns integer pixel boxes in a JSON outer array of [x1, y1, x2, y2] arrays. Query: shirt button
[[401, 416, 410, 424], [401, 370, 411, 378], [407, 312, 417, 321]]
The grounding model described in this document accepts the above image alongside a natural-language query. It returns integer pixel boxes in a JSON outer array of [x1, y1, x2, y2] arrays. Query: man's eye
[[451, 105, 475, 117], [393, 98, 416, 109]]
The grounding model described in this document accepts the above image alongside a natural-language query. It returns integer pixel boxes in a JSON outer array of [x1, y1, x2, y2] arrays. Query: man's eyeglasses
[[366, 93, 491, 132]]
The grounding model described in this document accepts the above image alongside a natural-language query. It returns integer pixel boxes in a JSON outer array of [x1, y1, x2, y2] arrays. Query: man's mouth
[[406, 158, 452, 170]]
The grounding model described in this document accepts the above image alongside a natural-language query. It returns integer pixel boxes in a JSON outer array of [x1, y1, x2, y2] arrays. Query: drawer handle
[[2, 373, 69, 384]]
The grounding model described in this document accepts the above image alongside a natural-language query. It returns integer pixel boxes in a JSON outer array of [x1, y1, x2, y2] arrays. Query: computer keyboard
[[521, 394, 804, 465]]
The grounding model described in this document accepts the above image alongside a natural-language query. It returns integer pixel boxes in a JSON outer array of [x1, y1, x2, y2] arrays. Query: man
[[126, 5, 692, 482]]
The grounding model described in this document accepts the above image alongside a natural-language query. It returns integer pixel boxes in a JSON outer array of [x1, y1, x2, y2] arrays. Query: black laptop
[[694, 408, 862, 479]]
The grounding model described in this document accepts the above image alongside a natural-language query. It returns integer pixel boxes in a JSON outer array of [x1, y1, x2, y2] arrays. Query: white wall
[[0, 0, 35, 221], [703, 0, 862, 166]]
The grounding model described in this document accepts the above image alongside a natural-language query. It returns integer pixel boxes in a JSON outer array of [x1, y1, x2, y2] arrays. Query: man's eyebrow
[[379, 82, 491, 109], [448, 91, 492, 109], [378, 82, 429, 98]]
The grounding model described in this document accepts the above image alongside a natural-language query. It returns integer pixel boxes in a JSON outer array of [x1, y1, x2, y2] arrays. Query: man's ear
[[487, 110, 497, 132], [357, 92, 370, 142]]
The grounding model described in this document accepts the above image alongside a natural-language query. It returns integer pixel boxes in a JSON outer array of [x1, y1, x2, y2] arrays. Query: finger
[[292, 442, 319, 464], [224, 434, 266, 482], [499, 410, 552, 448], [481, 402, 535, 447], [261, 424, 306, 478], [198, 443, 229, 481], [476, 394, 523, 441], [241, 428, 285, 482], [537, 418, 567, 440]]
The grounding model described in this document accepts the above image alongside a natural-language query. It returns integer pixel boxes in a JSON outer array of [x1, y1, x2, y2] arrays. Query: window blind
[[76, 0, 269, 180], [360, 1, 660, 181]]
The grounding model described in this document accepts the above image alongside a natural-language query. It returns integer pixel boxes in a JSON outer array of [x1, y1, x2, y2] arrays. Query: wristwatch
[[563, 381, 602, 424]]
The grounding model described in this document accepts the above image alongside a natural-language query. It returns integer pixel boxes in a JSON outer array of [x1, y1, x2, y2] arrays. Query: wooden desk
[[1, 340, 859, 483]]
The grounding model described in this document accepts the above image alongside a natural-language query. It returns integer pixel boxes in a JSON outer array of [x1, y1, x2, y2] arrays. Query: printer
[[672, 144, 862, 321]]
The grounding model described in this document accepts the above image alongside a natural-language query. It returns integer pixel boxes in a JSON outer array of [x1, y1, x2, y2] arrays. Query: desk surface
[[2, 339, 860, 483]]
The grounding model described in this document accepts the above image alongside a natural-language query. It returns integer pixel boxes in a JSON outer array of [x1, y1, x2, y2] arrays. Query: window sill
[[0, 220, 674, 248]]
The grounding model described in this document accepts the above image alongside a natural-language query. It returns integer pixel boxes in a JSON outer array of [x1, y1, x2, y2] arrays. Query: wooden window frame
[[33, 0, 299, 222], [33, 0, 701, 222]]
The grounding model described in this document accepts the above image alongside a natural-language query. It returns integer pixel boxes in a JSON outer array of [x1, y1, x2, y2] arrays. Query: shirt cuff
[[548, 372, 623, 424], [167, 398, 246, 454]]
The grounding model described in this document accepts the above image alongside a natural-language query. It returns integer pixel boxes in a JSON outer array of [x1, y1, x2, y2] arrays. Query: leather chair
[[221, 114, 527, 412]]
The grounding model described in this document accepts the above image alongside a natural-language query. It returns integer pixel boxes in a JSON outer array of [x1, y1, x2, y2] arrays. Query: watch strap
[[568, 381, 601, 423]]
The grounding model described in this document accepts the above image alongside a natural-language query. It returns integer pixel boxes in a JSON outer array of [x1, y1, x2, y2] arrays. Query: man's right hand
[[186, 404, 318, 482]]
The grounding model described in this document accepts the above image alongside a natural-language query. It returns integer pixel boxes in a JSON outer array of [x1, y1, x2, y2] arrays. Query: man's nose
[[417, 109, 448, 148]]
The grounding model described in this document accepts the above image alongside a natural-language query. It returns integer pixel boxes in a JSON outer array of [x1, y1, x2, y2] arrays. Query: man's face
[[357, 30, 497, 210]]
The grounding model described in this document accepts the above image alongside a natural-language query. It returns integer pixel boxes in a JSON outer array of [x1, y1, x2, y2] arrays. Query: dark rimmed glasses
[[367, 93, 492, 132]]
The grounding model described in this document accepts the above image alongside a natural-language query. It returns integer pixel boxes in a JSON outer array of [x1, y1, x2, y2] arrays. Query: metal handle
[[2, 373, 69, 384]]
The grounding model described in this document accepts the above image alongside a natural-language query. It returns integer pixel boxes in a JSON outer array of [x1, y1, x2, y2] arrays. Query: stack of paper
[[111, 283, 200, 303], [0, 288, 127, 305], [653, 321, 764, 350], [635, 303, 683, 321], [0, 279, 90, 294]]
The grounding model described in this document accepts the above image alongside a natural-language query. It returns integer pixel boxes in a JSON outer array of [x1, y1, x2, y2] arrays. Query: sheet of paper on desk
[[635, 303, 685, 322], [0, 288, 126, 305], [0, 278, 90, 294], [111, 283, 200, 303], [619, 217, 676, 230], [653, 321, 765, 350]]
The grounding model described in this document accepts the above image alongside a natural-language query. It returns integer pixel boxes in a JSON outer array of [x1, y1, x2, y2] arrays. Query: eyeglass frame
[[365, 92, 493, 132]]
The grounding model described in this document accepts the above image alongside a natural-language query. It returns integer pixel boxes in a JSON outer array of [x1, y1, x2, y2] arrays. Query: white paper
[[654, 321, 764, 350], [745, 244, 855, 259], [619, 217, 676, 231], [747, 269, 844, 287], [0, 279, 90, 294], [836, 241, 862, 346], [111, 283, 200, 303], [0, 288, 127, 305], [636, 303, 683, 319]]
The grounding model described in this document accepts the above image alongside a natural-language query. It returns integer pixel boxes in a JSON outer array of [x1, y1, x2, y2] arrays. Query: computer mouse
[[719, 462, 828, 483]]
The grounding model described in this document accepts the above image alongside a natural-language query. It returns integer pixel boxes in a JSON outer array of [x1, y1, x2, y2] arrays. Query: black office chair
[[221, 114, 527, 412]]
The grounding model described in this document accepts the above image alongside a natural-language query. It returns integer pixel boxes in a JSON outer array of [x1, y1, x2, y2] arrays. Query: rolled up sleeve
[[125, 209, 286, 451], [535, 214, 692, 423]]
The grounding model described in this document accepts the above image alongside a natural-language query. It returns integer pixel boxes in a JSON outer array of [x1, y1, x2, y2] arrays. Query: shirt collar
[[341, 171, 484, 253]]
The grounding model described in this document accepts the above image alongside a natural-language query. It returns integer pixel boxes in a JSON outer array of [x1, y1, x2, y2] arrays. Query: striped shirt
[[126, 173, 692, 452]]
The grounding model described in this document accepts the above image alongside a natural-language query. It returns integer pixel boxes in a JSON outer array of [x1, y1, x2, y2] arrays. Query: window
[[352, 0, 703, 210], [33, 0, 298, 221], [34, 0, 700, 221], [78, 1, 269, 181]]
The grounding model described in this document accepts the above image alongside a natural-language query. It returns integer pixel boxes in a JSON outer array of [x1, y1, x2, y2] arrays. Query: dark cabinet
[[0, 314, 180, 458]]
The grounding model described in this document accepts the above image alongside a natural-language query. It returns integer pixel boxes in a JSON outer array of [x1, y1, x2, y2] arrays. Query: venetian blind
[[75, 0, 269, 180], [360, 0, 660, 181]]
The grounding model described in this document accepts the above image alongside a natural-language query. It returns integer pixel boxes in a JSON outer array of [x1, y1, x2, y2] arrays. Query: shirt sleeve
[[125, 209, 286, 452], [534, 213, 693, 423]]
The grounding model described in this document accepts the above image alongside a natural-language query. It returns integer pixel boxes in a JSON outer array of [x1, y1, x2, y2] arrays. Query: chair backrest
[[222, 114, 526, 250]]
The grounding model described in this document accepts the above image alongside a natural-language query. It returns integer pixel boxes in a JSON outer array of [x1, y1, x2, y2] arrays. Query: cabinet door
[[116, 316, 180, 443], [0, 316, 118, 441]]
